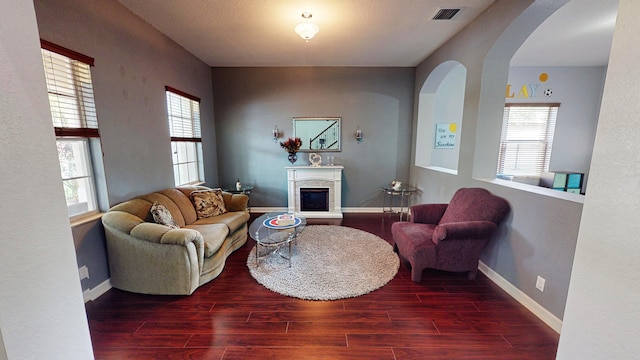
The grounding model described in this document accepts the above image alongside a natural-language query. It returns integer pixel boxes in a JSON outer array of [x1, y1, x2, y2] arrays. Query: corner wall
[[0, 1, 93, 357], [557, 0, 640, 357]]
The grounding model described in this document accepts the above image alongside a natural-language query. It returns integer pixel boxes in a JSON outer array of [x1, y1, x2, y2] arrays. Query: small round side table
[[381, 184, 418, 221]]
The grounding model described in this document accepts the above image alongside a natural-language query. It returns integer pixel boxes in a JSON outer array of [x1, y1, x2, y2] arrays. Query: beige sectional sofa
[[101, 185, 250, 295]]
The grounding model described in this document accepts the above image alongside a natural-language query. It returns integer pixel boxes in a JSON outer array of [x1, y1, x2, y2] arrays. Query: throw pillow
[[150, 202, 179, 229], [190, 189, 227, 219]]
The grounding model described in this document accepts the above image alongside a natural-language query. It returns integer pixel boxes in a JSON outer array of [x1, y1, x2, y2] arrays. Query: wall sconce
[[355, 127, 363, 142], [272, 125, 280, 142]]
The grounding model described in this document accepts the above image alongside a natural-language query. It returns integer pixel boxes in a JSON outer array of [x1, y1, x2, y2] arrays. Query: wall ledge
[[477, 177, 585, 204], [419, 165, 459, 175], [70, 212, 104, 228]]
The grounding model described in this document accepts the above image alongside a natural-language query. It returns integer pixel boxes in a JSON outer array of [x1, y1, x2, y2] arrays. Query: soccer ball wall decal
[[544, 89, 553, 97]]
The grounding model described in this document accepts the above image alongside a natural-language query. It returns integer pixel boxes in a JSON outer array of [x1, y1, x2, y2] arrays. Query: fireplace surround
[[287, 165, 343, 218]]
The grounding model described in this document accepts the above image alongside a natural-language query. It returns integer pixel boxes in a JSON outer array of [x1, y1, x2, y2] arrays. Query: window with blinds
[[166, 87, 204, 185], [497, 104, 559, 178], [41, 40, 100, 218]]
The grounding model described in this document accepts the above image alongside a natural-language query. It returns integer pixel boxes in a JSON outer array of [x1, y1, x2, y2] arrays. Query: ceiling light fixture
[[295, 12, 319, 41]]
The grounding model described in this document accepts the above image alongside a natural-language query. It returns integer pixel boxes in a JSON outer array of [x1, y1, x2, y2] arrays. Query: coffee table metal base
[[255, 231, 295, 267], [249, 213, 306, 268]]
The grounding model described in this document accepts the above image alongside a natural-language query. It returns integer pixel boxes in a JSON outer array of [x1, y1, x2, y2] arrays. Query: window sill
[[70, 211, 104, 228], [424, 166, 458, 175], [179, 181, 206, 186], [478, 178, 585, 204]]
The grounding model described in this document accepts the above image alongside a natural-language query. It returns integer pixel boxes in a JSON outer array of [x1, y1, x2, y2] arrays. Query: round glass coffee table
[[249, 212, 306, 267]]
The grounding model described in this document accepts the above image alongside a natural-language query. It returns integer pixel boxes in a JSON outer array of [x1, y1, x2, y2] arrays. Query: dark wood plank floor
[[86, 213, 559, 359]]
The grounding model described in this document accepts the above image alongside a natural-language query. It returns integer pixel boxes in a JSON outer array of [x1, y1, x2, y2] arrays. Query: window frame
[[165, 86, 204, 186], [41, 40, 101, 220], [497, 103, 559, 179]]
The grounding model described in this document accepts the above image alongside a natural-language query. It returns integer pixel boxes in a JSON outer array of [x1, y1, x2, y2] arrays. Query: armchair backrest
[[438, 188, 510, 225]]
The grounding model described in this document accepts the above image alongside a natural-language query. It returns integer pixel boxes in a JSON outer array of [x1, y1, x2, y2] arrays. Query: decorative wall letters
[[506, 72, 553, 99]]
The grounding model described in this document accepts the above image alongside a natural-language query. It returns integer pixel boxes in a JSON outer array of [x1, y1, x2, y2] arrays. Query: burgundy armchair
[[391, 188, 510, 282]]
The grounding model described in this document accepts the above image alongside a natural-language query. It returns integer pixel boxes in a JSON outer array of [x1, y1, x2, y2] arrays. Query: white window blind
[[166, 87, 204, 185], [166, 87, 201, 140], [497, 104, 559, 177], [41, 40, 100, 217], [41, 42, 98, 137]]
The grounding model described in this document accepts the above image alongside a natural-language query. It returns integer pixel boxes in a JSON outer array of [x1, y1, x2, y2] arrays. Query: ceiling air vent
[[432, 8, 461, 20]]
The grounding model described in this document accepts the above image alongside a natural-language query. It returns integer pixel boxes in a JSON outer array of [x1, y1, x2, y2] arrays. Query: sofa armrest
[[104, 221, 205, 295], [432, 221, 498, 245], [102, 210, 143, 234], [130, 223, 202, 245], [225, 193, 249, 212], [411, 203, 448, 224], [129, 223, 204, 268]]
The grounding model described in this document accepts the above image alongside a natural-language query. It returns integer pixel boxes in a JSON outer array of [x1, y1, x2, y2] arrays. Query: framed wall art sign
[[435, 123, 457, 149]]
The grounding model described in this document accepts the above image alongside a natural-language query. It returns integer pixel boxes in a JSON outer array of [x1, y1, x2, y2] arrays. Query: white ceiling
[[117, 0, 617, 67]]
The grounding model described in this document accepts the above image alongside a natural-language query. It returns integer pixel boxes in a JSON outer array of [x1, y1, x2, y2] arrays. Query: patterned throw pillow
[[150, 202, 179, 229], [190, 189, 227, 219]]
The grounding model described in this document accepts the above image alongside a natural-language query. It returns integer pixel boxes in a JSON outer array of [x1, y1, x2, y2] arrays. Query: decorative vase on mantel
[[288, 152, 298, 164], [280, 137, 302, 164]]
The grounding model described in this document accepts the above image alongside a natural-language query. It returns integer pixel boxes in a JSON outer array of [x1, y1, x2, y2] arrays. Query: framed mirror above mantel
[[293, 117, 341, 152]]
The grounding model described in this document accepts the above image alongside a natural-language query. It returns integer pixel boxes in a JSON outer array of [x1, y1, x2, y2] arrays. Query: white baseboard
[[249, 207, 287, 213], [342, 207, 382, 213], [478, 261, 562, 333], [82, 279, 112, 303]]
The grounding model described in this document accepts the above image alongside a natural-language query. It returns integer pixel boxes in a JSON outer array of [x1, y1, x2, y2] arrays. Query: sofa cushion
[[150, 202, 179, 229], [391, 222, 437, 264], [158, 188, 198, 225], [185, 224, 229, 257], [190, 189, 227, 219], [192, 211, 250, 234], [139, 192, 186, 227]]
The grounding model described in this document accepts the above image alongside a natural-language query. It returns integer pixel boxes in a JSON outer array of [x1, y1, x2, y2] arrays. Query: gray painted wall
[[72, 220, 109, 292], [211, 67, 415, 208], [34, 0, 219, 205], [411, 0, 583, 320], [34, 0, 218, 294]]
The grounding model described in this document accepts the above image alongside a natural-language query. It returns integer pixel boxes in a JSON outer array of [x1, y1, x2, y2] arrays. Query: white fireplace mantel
[[286, 165, 343, 218]]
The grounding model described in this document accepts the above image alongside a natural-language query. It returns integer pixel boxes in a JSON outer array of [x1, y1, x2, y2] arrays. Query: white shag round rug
[[247, 225, 400, 300]]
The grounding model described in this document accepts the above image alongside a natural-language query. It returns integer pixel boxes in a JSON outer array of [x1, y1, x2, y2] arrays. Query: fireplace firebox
[[300, 188, 329, 211]]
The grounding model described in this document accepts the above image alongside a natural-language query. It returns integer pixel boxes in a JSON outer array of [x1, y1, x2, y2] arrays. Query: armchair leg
[[468, 270, 478, 280], [411, 267, 423, 283]]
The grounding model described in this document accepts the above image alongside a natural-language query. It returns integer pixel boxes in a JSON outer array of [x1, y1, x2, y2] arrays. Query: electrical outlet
[[79, 265, 89, 280], [536, 275, 546, 292]]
